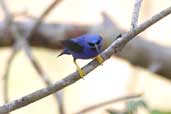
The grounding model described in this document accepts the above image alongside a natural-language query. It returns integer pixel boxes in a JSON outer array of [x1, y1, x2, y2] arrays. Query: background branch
[[23, 44, 65, 114], [27, 0, 62, 39], [0, 0, 23, 105], [131, 0, 143, 29], [75, 94, 141, 114], [3, 48, 18, 103]]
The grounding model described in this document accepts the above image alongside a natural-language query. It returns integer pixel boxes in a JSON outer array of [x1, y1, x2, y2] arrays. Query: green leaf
[[106, 109, 128, 114], [151, 110, 171, 114], [127, 99, 149, 113], [105, 109, 119, 114]]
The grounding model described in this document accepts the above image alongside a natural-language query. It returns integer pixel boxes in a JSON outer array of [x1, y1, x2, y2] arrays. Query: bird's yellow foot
[[95, 55, 104, 64], [74, 59, 86, 78], [77, 68, 85, 78]]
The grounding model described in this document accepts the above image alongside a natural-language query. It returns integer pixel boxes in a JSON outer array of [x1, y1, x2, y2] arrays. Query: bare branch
[[75, 94, 141, 114], [22, 0, 65, 112], [0, 6, 170, 114], [131, 0, 143, 29], [103, 6, 171, 58], [0, 0, 22, 105], [3, 48, 18, 103], [24, 44, 51, 84], [0, 0, 12, 21], [23, 44, 65, 114], [28, 0, 62, 39], [55, 91, 65, 114]]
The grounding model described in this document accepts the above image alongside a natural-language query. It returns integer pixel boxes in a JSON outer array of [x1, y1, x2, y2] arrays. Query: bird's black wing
[[62, 39, 84, 53]]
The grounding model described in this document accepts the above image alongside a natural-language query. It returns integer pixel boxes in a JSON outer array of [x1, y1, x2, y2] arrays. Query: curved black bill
[[95, 44, 101, 54]]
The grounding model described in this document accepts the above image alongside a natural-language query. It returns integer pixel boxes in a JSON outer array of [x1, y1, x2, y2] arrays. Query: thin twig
[[24, 44, 51, 85], [0, 5, 170, 114], [27, 0, 62, 39], [56, 91, 65, 114], [23, 44, 65, 114], [0, 0, 21, 105], [75, 94, 141, 114], [131, 0, 143, 29], [23, 0, 64, 112], [3, 48, 18, 103], [25, 0, 64, 113]]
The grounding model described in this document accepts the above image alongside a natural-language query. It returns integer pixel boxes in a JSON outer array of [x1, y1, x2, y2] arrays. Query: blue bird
[[58, 34, 104, 77]]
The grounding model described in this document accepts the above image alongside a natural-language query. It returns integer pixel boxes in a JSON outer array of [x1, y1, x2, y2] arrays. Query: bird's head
[[85, 34, 103, 53]]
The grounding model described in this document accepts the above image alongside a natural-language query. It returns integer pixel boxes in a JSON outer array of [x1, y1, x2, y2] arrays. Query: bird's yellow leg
[[73, 60, 85, 78], [95, 55, 104, 64]]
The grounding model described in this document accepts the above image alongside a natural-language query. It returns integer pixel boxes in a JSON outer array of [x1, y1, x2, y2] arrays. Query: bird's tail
[[57, 52, 64, 57]]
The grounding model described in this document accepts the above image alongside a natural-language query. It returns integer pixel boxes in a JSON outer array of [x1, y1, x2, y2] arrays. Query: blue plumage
[[58, 34, 104, 77], [59, 34, 103, 59]]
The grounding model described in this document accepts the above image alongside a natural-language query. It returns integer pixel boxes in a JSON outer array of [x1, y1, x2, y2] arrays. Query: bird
[[58, 34, 104, 78]]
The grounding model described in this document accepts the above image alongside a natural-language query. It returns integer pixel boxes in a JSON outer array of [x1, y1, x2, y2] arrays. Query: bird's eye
[[96, 39, 100, 44], [88, 42, 95, 46]]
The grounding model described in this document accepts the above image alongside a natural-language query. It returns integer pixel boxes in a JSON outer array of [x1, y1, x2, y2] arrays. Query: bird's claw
[[73, 59, 86, 78], [77, 68, 85, 78], [95, 55, 104, 64]]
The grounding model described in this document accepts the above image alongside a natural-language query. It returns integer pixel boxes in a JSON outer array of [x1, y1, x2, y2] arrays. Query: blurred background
[[0, 0, 171, 114]]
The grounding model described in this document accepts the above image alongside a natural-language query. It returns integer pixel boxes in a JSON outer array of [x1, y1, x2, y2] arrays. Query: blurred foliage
[[106, 99, 171, 114], [106, 109, 128, 114], [151, 110, 171, 114], [127, 99, 149, 114]]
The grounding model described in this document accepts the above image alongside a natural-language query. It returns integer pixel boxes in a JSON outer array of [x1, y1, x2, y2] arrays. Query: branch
[[131, 0, 143, 29], [23, 44, 65, 114], [75, 94, 141, 114], [0, 0, 22, 105], [22, 0, 65, 113], [27, 0, 62, 39], [0, 6, 170, 114], [3, 48, 18, 103]]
